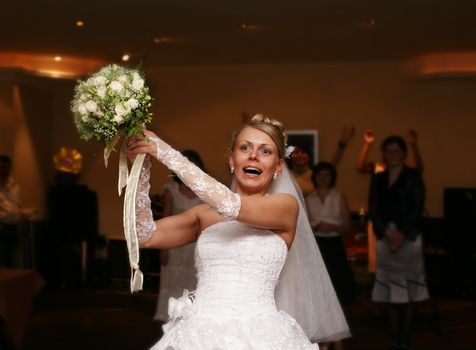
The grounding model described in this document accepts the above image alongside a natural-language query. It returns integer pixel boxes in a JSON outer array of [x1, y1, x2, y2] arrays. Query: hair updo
[[231, 114, 287, 159]]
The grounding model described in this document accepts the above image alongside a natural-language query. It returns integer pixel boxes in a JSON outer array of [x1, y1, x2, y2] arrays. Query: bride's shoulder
[[268, 193, 299, 208]]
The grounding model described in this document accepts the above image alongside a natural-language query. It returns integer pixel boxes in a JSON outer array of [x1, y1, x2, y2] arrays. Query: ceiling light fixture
[[240, 23, 266, 32], [153, 37, 177, 44], [76, 20, 84, 28], [122, 54, 130, 62], [54, 56, 62, 62]]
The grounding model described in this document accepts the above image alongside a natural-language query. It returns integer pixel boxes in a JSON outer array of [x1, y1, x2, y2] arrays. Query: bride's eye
[[260, 147, 272, 155], [240, 144, 251, 152]]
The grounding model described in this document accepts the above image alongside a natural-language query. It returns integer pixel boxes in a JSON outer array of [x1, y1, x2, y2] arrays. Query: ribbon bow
[[162, 290, 195, 333]]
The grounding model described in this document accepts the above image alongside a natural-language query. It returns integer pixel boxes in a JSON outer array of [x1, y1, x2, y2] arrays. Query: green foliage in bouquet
[[71, 64, 153, 146]]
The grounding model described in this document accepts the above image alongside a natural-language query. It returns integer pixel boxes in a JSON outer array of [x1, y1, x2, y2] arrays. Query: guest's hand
[[385, 228, 405, 253], [364, 129, 375, 145], [406, 129, 418, 145], [340, 126, 356, 144]]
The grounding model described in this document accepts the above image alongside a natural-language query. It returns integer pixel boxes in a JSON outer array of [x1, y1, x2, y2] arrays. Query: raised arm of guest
[[357, 129, 376, 174], [406, 129, 424, 172], [331, 126, 355, 167]]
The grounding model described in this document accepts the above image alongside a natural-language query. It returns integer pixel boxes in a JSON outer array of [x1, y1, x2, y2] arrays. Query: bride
[[127, 114, 349, 349]]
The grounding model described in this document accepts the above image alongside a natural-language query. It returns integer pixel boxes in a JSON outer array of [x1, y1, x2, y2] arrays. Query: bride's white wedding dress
[[135, 135, 349, 349], [151, 221, 318, 350]]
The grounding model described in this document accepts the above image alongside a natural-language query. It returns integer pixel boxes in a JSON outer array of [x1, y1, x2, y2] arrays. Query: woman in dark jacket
[[369, 136, 429, 350]]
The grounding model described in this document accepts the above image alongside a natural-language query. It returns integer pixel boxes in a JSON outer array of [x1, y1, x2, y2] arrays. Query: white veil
[[270, 165, 350, 342]]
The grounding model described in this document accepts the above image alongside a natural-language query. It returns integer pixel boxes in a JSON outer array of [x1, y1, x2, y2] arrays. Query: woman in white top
[[306, 161, 355, 306]]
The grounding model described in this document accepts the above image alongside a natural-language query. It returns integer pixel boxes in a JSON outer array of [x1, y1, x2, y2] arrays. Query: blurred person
[[357, 129, 424, 274], [0, 155, 22, 267], [368, 136, 428, 350], [306, 161, 355, 350], [47, 148, 98, 289]]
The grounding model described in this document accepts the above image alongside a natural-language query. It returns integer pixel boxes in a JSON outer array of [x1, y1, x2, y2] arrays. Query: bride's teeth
[[244, 167, 262, 175]]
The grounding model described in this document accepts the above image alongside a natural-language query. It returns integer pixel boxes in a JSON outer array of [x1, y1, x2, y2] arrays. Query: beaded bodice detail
[[194, 221, 288, 319]]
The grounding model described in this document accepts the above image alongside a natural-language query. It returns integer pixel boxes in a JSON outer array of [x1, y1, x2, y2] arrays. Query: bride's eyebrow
[[239, 140, 273, 148]]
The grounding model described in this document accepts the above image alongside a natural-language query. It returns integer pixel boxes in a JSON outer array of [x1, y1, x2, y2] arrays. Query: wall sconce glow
[[76, 20, 84, 28], [122, 54, 130, 62], [0, 51, 106, 78], [417, 52, 476, 76]]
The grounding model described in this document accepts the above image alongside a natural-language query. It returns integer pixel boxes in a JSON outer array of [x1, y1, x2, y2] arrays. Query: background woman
[[306, 161, 355, 350], [368, 135, 428, 350]]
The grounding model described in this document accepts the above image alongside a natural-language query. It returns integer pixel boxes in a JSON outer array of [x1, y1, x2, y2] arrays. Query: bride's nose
[[249, 147, 258, 160]]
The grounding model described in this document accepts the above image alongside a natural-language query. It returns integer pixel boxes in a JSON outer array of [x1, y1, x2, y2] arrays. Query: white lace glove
[[149, 136, 241, 220], [135, 156, 156, 243]]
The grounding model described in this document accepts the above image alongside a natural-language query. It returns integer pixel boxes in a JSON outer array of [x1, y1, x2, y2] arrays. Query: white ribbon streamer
[[122, 153, 146, 293], [118, 145, 129, 196]]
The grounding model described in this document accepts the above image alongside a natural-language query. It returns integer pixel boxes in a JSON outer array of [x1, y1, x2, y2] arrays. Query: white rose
[[132, 77, 144, 91], [80, 93, 88, 101], [78, 104, 88, 115], [85, 100, 98, 113], [115, 104, 130, 117], [113, 115, 124, 124], [109, 81, 123, 93], [97, 86, 106, 98], [94, 110, 104, 118], [93, 76, 107, 85], [125, 98, 139, 110], [118, 75, 128, 84], [81, 115, 89, 122]]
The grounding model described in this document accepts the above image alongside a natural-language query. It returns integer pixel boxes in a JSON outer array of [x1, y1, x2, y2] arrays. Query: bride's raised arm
[[128, 129, 298, 246]]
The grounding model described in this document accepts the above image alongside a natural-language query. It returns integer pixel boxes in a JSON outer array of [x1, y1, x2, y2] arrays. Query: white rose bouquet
[[71, 64, 152, 147], [71, 64, 153, 293]]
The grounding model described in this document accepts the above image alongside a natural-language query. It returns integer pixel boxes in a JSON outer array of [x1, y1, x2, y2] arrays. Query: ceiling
[[1, 0, 476, 74]]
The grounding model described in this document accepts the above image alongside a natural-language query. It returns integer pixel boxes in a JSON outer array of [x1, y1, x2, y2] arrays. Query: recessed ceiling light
[[122, 54, 130, 62], [358, 19, 378, 28], [76, 20, 84, 28], [54, 56, 62, 62], [153, 37, 177, 44], [240, 23, 266, 32]]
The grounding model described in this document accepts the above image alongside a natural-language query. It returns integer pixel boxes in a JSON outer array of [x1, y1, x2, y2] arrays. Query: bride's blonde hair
[[230, 114, 287, 159]]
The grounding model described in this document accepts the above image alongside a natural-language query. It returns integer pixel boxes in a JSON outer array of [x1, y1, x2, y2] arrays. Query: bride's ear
[[275, 159, 285, 176]]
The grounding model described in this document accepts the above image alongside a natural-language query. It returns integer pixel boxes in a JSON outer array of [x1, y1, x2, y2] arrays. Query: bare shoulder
[[268, 193, 299, 210]]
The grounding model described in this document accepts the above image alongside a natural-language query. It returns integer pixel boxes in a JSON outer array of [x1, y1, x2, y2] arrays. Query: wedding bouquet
[[71, 64, 153, 293], [71, 64, 152, 147]]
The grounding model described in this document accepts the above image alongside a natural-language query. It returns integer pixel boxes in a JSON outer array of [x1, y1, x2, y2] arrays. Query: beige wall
[[2, 61, 475, 239], [0, 75, 54, 218]]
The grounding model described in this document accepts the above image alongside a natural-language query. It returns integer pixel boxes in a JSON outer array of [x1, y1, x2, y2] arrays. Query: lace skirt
[[150, 292, 318, 350], [372, 235, 429, 303]]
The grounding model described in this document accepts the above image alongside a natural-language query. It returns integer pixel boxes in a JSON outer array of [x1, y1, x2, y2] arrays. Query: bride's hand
[[126, 129, 158, 159]]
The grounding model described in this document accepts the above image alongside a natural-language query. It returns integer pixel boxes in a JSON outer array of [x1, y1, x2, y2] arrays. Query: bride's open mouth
[[243, 166, 262, 177]]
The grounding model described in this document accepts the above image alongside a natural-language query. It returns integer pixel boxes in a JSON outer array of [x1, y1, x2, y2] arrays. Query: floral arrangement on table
[[71, 64, 154, 293], [71, 64, 153, 148]]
